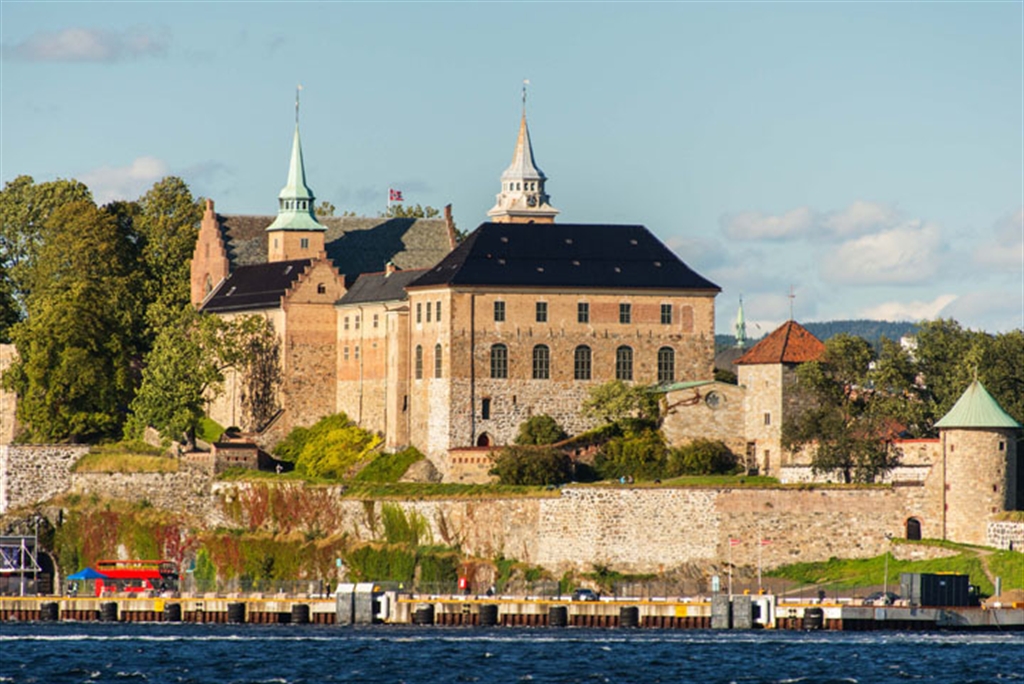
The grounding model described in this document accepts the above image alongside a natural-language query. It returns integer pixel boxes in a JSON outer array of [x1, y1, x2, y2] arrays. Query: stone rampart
[[69, 462, 215, 519], [0, 445, 89, 514], [987, 521, 1024, 551]]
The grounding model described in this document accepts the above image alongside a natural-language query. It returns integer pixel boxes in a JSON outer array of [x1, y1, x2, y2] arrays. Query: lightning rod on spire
[[296, 84, 303, 124], [522, 79, 530, 112]]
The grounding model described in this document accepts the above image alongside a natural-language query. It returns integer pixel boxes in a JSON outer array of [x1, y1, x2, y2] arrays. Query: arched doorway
[[476, 433, 492, 447], [906, 517, 922, 541]]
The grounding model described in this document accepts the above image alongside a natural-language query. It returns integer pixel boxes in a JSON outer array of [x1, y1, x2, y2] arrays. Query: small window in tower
[[578, 302, 589, 323], [344, 316, 349, 331], [661, 304, 673, 325], [481, 397, 491, 420], [426, 303, 431, 323], [301, 238, 309, 249], [436, 301, 441, 321], [999, 441, 1005, 451], [434, 344, 442, 378], [416, 303, 422, 323], [993, 484, 999, 493], [373, 314, 379, 328], [415, 345, 423, 379], [494, 301, 506, 322], [354, 315, 360, 330], [317, 283, 326, 294], [354, 346, 360, 361], [764, 412, 771, 426]]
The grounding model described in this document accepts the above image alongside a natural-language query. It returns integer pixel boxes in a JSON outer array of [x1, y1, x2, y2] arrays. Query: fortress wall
[[68, 463, 214, 519], [0, 445, 89, 515], [987, 521, 1024, 551]]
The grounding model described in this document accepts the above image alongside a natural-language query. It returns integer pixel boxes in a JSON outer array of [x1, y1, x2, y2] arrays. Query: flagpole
[[728, 541, 733, 597], [758, 539, 762, 593]]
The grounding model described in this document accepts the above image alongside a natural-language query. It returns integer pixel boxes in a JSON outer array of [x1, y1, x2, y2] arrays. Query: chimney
[[385, 260, 397, 277], [444, 203, 457, 249]]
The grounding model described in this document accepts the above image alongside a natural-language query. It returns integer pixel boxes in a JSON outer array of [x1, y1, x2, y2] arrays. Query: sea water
[[0, 622, 1021, 684]]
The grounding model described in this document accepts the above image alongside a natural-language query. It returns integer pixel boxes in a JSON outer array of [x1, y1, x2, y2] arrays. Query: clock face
[[705, 391, 721, 409], [526, 194, 538, 207]]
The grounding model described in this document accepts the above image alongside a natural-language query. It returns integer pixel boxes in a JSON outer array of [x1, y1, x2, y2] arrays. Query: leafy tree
[[667, 439, 738, 476], [4, 201, 138, 442], [0, 262, 19, 343], [384, 203, 440, 219], [783, 334, 901, 483], [581, 380, 660, 429], [0, 175, 94, 298], [594, 429, 668, 481], [224, 316, 281, 432], [315, 200, 336, 217], [490, 445, 572, 486], [515, 414, 567, 445], [273, 413, 381, 479]]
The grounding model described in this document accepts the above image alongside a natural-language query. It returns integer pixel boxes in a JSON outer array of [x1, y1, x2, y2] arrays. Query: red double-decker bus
[[94, 560, 179, 596]]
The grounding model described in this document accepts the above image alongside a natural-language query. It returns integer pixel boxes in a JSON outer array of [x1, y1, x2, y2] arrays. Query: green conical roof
[[266, 123, 324, 232], [935, 380, 1022, 430]]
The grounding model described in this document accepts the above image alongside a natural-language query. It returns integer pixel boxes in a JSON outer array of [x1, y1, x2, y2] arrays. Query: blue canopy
[[67, 568, 110, 581]]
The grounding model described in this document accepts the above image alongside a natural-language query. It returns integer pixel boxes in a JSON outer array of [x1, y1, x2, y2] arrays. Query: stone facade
[[942, 428, 1019, 546], [0, 445, 90, 514], [661, 382, 747, 456], [987, 521, 1024, 551], [69, 464, 214, 520]]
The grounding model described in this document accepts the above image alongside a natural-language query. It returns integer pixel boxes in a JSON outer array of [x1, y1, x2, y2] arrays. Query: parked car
[[572, 588, 600, 602], [864, 591, 899, 605]]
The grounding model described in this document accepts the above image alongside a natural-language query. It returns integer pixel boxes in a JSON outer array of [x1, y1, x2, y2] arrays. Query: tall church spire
[[734, 296, 747, 349], [487, 83, 559, 224], [266, 92, 326, 261]]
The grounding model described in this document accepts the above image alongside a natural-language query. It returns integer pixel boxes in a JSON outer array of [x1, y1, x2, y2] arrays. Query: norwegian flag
[[729, 538, 741, 547], [389, 188, 404, 202]]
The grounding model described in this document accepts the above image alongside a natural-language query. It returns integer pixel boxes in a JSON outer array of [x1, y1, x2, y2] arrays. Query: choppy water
[[0, 623, 1021, 684]]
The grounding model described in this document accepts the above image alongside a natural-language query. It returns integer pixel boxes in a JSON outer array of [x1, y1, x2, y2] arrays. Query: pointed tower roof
[[735, 320, 825, 365], [935, 380, 1022, 429], [500, 113, 546, 182], [266, 123, 324, 232], [734, 296, 747, 349], [487, 92, 559, 224]]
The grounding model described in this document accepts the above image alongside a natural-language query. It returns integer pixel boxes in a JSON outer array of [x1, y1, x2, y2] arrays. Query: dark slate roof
[[202, 259, 311, 313], [217, 215, 452, 283], [407, 223, 720, 291], [338, 268, 429, 306]]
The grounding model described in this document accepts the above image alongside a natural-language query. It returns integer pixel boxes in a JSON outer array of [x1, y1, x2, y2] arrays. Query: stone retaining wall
[[69, 463, 214, 520], [987, 521, 1024, 551], [0, 445, 89, 514]]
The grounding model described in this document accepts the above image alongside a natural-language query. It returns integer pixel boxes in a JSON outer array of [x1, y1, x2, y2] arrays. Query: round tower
[[935, 380, 1021, 546]]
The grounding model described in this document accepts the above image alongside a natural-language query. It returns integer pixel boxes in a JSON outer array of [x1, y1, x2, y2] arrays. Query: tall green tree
[[133, 177, 203, 331], [0, 175, 93, 332], [4, 201, 138, 442], [783, 334, 902, 483], [384, 203, 440, 219]]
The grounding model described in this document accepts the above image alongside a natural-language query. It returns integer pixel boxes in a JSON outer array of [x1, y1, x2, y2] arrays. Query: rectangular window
[[481, 398, 491, 420], [494, 301, 506, 322], [415, 345, 423, 379], [577, 302, 589, 324], [416, 303, 422, 323], [436, 301, 442, 321], [300, 238, 309, 249], [373, 314, 379, 328], [764, 412, 771, 426], [343, 347, 349, 361], [536, 302, 548, 323], [344, 316, 349, 331], [426, 302, 431, 322], [661, 304, 673, 325], [354, 315, 360, 330], [354, 346, 360, 361], [619, 303, 631, 324]]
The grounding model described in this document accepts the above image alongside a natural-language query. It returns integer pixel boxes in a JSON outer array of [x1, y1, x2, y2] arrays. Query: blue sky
[[2, 2, 1021, 335]]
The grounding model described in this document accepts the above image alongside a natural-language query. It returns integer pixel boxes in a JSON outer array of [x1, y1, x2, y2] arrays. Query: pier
[[1, 592, 1020, 631]]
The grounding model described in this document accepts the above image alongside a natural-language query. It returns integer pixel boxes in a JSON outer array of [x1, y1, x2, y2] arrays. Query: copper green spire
[[935, 380, 1022, 429], [734, 295, 747, 349], [266, 101, 323, 233]]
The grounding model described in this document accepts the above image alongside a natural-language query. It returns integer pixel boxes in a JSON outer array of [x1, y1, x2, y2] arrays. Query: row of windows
[[416, 301, 443, 324], [280, 199, 309, 211], [343, 313, 382, 331], [414, 344, 444, 379], [506, 181, 539, 192], [490, 344, 678, 383], [496, 301, 681, 325]]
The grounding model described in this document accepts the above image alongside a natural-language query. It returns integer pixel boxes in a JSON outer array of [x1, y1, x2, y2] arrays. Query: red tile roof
[[734, 320, 825, 365]]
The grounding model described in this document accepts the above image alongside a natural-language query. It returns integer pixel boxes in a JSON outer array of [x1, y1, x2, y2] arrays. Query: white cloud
[[821, 200, 901, 238], [2, 26, 168, 62], [720, 206, 815, 240], [973, 207, 1024, 272], [858, 294, 958, 323], [80, 156, 170, 205], [720, 200, 902, 243], [820, 220, 944, 285]]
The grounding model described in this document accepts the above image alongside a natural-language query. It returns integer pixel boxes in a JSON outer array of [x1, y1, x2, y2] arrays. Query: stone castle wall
[[943, 428, 1017, 546], [69, 464, 214, 519], [987, 521, 1024, 551], [0, 445, 90, 514]]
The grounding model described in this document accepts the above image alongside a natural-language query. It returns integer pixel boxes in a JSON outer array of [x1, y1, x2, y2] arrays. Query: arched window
[[657, 347, 675, 384], [434, 344, 442, 378], [532, 345, 550, 380], [906, 518, 922, 541], [490, 344, 508, 379], [615, 346, 633, 381], [574, 345, 592, 380], [204, 275, 213, 296], [415, 345, 423, 379]]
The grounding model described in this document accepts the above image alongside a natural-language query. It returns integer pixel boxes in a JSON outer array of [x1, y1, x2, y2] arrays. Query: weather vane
[[522, 79, 530, 111]]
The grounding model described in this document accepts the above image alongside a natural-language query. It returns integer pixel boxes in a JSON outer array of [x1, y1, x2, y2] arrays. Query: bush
[[515, 415, 567, 445], [595, 429, 668, 481], [667, 439, 739, 476], [272, 413, 381, 479], [354, 447, 424, 483], [490, 446, 572, 486]]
